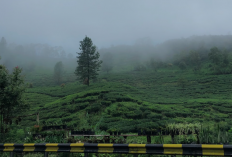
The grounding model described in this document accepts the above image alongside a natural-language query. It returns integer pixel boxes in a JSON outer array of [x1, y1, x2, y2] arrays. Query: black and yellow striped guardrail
[[1, 143, 232, 156]]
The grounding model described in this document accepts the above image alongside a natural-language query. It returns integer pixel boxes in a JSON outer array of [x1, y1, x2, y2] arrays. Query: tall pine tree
[[75, 36, 102, 86]]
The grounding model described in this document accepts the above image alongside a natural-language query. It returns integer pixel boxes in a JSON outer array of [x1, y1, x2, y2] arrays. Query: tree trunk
[[0, 112, 2, 133], [88, 56, 90, 86]]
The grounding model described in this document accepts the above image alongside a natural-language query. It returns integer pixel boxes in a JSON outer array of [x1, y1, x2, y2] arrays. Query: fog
[[1, 0, 232, 74], [1, 1, 232, 50]]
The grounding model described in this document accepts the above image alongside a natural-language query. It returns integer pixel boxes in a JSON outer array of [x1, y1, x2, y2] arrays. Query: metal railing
[[1, 143, 232, 157]]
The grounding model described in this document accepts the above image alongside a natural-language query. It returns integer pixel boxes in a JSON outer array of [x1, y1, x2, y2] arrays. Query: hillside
[[20, 68, 232, 132]]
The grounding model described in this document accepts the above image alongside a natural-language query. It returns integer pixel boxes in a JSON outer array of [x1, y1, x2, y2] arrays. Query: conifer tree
[[0, 60, 29, 136], [75, 36, 102, 86]]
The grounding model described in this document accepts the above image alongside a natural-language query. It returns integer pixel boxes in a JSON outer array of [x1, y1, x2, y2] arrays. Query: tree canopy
[[74, 36, 102, 86]]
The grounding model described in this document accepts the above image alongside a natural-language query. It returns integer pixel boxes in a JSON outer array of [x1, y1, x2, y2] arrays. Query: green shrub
[[147, 113, 162, 119], [101, 101, 111, 106], [78, 102, 89, 109], [164, 112, 176, 117], [86, 103, 101, 113]]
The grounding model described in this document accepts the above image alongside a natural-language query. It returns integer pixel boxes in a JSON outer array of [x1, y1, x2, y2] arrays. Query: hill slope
[[20, 69, 232, 132]]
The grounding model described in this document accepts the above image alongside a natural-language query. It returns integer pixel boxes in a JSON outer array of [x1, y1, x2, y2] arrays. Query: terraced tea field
[[19, 68, 232, 133]]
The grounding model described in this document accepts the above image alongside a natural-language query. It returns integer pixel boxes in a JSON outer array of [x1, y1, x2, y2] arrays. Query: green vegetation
[[4, 66, 232, 143], [2, 35, 232, 157]]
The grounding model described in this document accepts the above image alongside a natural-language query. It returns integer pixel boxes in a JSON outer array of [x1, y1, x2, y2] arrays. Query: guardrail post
[[104, 136, 110, 143], [147, 135, 151, 144], [10, 152, 14, 157], [84, 153, 88, 157], [44, 152, 48, 157], [171, 133, 175, 144], [170, 132, 176, 157], [123, 136, 127, 143], [196, 133, 200, 144]]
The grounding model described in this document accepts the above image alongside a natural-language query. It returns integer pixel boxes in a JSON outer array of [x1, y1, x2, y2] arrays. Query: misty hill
[[99, 35, 232, 63], [156, 35, 232, 61], [98, 35, 232, 74]]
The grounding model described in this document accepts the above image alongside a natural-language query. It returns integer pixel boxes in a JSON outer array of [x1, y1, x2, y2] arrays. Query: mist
[[1, 0, 232, 75], [1, 1, 232, 50]]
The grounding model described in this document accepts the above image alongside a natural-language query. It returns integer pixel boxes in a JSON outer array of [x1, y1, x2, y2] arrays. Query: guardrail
[[1, 143, 232, 157]]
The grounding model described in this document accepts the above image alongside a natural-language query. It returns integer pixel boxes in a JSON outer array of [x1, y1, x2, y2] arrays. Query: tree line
[[129, 47, 232, 75]]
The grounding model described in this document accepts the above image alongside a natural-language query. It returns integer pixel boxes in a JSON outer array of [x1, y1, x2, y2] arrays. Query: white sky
[[1, 0, 232, 53]]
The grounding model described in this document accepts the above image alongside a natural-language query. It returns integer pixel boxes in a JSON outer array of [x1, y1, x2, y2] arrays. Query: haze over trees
[[0, 35, 232, 83], [101, 52, 113, 73], [53, 61, 64, 85], [75, 36, 102, 86], [0, 37, 71, 73], [208, 47, 232, 74]]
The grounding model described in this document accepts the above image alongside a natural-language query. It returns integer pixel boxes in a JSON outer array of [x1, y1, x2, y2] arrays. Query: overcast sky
[[1, 0, 232, 53]]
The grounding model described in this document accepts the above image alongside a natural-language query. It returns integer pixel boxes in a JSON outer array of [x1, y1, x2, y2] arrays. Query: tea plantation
[[20, 67, 232, 133]]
